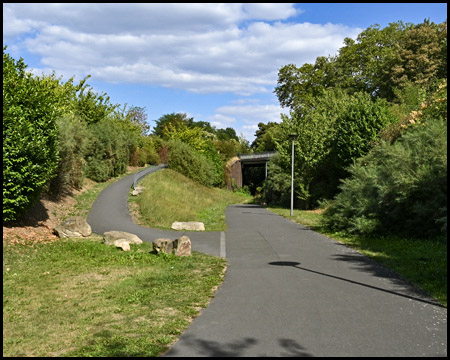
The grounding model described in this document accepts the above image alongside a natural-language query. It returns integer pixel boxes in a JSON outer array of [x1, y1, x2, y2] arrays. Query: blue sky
[[3, 3, 447, 142]]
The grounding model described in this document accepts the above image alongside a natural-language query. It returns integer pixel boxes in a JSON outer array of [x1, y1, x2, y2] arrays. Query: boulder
[[54, 216, 92, 238], [113, 239, 131, 251], [153, 238, 174, 254], [103, 231, 143, 245], [131, 185, 145, 196], [173, 235, 192, 256], [152, 236, 192, 256], [171, 221, 205, 231]]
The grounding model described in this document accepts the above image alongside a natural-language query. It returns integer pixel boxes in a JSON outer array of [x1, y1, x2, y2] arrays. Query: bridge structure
[[226, 151, 277, 190]]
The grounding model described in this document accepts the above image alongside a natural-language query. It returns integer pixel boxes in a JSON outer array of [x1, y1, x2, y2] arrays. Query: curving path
[[87, 167, 447, 357], [87, 165, 224, 257]]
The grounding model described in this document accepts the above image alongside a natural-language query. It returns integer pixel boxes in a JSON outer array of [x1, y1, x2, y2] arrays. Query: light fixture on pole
[[289, 134, 298, 216]]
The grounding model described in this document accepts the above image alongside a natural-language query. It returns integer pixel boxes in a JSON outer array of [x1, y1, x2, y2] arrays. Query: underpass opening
[[237, 152, 276, 196]]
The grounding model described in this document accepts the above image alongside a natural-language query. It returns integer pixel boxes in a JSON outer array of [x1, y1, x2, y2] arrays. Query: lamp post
[[289, 134, 298, 216]]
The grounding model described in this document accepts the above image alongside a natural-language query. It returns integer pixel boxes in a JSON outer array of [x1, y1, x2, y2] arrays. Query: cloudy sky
[[3, 3, 447, 141]]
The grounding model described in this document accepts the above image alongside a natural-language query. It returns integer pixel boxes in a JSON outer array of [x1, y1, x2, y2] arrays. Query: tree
[[126, 105, 151, 136], [3, 48, 60, 221], [251, 122, 281, 152], [74, 75, 118, 124], [152, 113, 194, 138], [391, 19, 447, 91], [216, 127, 238, 141]]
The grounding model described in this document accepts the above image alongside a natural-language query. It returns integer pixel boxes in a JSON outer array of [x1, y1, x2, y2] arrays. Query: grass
[[3, 239, 226, 357], [129, 169, 252, 231], [3, 167, 229, 357], [268, 206, 447, 307]]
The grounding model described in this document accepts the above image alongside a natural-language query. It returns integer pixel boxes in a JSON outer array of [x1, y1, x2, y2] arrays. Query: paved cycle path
[[88, 168, 447, 357], [87, 166, 224, 257]]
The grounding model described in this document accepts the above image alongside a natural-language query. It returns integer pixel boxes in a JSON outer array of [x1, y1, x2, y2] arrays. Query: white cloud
[[3, 3, 361, 96], [3, 3, 364, 142], [212, 102, 290, 141]]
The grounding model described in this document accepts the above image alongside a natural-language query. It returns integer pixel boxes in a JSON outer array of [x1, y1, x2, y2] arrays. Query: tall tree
[[152, 112, 194, 138]]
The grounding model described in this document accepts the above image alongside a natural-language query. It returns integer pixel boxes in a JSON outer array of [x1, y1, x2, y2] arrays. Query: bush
[[84, 118, 130, 182], [322, 116, 447, 239], [167, 140, 217, 187], [265, 154, 292, 207], [3, 49, 60, 221], [49, 115, 90, 195]]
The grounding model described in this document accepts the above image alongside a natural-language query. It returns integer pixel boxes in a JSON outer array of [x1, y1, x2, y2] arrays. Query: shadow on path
[[268, 261, 445, 308], [164, 335, 313, 357]]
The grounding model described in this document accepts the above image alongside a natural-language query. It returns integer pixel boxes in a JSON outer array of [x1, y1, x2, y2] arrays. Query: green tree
[[152, 113, 194, 138], [251, 122, 282, 152], [216, 127, 238, 141], [3, 48, 60, 221], [74, 76, 117, 124], [391, 19, 447, 91]]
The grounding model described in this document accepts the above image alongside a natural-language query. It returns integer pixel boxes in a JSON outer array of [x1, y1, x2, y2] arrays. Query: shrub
[[49, 115, 90, 195], [3, 49, 60, 221], [84, 118, 130, 182], [167, 140, 217, 187], [265, 154, 292, 207], [322, 116, 447, 239]]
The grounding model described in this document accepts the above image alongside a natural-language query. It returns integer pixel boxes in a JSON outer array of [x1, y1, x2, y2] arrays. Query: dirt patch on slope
[[3, 180, 97, 245]]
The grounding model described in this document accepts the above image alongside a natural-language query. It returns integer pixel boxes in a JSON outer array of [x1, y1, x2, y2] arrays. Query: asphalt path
[[87, 167, 447, 357]]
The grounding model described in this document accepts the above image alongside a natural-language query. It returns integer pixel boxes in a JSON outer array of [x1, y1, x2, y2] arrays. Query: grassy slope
[[130, 168, 252, 231], [3, 168, 234, 357]]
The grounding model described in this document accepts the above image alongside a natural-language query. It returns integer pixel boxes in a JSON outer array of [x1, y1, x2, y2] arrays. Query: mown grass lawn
[[3, 237, 226, 357], [268, 207, 447, 307], [3, 167, 237, 357]]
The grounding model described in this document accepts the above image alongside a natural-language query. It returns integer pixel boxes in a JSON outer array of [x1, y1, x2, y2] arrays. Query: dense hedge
[[3, 49, 60, 221]]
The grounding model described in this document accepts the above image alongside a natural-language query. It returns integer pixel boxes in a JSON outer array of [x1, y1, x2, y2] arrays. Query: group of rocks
[[53, 216, 193, 256]]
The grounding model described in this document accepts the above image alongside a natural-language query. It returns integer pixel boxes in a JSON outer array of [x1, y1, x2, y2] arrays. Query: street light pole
[[289, 134, 298, 216]]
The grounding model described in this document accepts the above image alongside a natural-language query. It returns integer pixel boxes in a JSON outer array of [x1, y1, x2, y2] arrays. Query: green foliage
[[3, 48, 60, 221], [152, 112, 195, 138], [265, 154, 291, 207], [275, 20, 447, 108], [322, 114, 447, 239], [129, 136, 161, 166], [251, 122, 282, 152], [84, 118, 131, 182], [391, 19, 447, 91], [331, 92, 398, 172], [74, 75, 117, 125], [166, 140, 218, 187], [164, 123, 224, 186], [49, 115, 90, 195], [272, 88, 395, 208]]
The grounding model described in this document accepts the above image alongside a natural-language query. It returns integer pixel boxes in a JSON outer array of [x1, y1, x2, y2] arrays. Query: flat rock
[[103, 231, 143, 245], [54, 216, 92, 238], [171, 221, 205, 231]]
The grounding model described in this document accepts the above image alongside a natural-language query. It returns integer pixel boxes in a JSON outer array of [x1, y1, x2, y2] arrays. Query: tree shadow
[[3, 197, 50, 228], [163, 335, 313, 357], [268, 261, 445, 308]]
